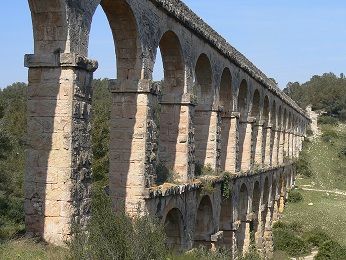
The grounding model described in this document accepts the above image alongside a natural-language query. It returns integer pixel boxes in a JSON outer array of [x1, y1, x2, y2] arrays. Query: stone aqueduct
[[24, 0, 310, 257]]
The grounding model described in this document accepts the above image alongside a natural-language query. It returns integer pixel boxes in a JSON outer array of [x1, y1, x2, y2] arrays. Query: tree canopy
[[284, 73, 346, 120]]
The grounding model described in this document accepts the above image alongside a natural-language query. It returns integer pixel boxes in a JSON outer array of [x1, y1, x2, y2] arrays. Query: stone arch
[[251, 181, 261, 244], [101, 0, 142, 80], [194, 195, 214, 247], [194, 54, 214, 168], [156, 30, 188, 181], [220, 193, 234, 249], [219, 68, 233, 113], [237, 79, 249, 119], [261, 177, 270, 237], [158, 30, 185, 96], [278, 106, 283, 128], [29, 0, 68, 54], [164, 208, 184, 251], [219, 68, 234, 172], [195, 53, 213, 106], [237, 80, 251, 171], [250, 89, 261, 118], [271, 100, 277, 127], [263, 96, 270, 123], [237, 183, 249, 253]]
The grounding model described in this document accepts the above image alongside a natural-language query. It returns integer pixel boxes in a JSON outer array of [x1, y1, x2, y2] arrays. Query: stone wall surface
[[25, 0, 310, 257]]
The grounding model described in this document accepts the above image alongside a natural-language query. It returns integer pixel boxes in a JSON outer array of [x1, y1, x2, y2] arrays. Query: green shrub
[[179, 246, 231, 260], [315, 240, 346, 260], [338, 146, 346, 158], [273, 229, 310, 257], [156, 163, 179, 185], [321, 129, 338, 143], [70, 189, 168, 260], [200, 178, 215, 195], [295, 153, 313, 177], [195, 163, 216, 177], [304, 229, 331, 247], [287, 190, 303, 203], [221, 172, 232, 199], [318, 115, 339, 126]]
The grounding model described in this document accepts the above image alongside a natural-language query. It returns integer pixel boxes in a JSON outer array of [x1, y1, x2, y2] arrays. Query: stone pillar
[[239, 117, 255, 172], [108, 79, 159, 214], [253, 120, 264, 167], [220, 112, 239, 173], [263, 124, 272, 167], [24, 53, 97, 245], [194, 108, 219, 170], [158, 93, 195, 182]]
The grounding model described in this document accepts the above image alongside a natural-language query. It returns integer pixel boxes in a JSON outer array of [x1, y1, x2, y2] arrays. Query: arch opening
[[194, 54, 214, 169], [194, 195, 214, 247], [164, 208, 184, 251], [155, 31, 187, 182], [237, 184, 249, 252]]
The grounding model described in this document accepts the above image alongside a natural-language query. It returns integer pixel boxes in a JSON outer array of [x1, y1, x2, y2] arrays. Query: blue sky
[[1, 1, 345, 89]]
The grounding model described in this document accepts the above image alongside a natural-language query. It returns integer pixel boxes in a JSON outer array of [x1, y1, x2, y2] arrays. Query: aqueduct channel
[[24, 0, 310, 257]]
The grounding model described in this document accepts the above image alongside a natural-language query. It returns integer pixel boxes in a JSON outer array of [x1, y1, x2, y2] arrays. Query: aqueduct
[[24, 0, 310, 257]]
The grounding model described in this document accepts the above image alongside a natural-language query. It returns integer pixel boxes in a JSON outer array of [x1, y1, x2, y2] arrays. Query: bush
[[304, 229, 331, 247], [155, 163, 178, 185], [70, 189, 168, 260], [287, 190, 303, 203], [321, 129, 338, 143], [195, 163, 216, 177], [315, 240, 346, 260], [179, 246, 231, 260], [318, 115, 339, 126], [273, 229, 310, 257], [338, 146, 346, 158], [295, 153, 313, 177]]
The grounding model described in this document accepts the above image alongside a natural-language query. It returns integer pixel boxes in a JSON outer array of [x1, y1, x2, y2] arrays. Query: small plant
[[200, 178, 216, 195], [195, 163, 217, 177], [156, 163, 179, 185], [287, 190, 303, 203], [221, 172, 232, 199]]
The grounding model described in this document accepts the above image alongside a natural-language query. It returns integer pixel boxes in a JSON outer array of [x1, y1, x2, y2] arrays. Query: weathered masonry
[[24, 0, 310, 257]]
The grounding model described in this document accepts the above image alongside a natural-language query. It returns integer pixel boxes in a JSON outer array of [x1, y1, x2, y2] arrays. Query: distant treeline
[[283, 72, 346, 120]]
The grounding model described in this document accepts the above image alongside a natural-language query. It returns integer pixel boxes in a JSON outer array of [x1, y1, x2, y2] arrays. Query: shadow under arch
[[237, 183, 249, 253], [270, 100, 277, 166], [262, 95, 270, 164], [237, 79, 249, 172], [250, 89, 261, 166], [194, 195, 214, 247], [251, 181, 261, 245], [155, 30, 187, 181], [194, 53, 214, 169], [219, 188, 234, 249], [163, 208, 184, 252], [99, 0, 146, 213], [219, 68, 234, 172]]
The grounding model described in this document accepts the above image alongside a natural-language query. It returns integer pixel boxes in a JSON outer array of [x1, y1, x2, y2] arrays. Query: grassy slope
[[274, 123, 346, 259], [0, 239, 69, 260]]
